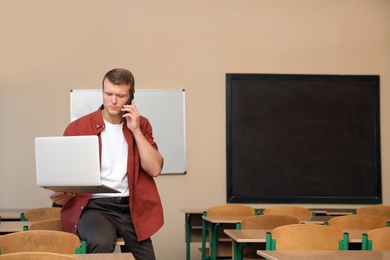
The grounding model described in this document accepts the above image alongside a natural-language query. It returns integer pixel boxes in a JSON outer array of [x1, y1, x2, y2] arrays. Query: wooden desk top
[[202, 215, 255, 224], [180, 208, 205, 214], [180, 208, 356, 216], [300, 215, 334, 224], [0, 221, 33, 233], [224, 229, 371, 243], [257, 250, 390, 260], [70, 253, 135, 259], [203, 215, 335, 224], [224, 229, 270, 242], [346, 229, 371, 243], [0, 209, 27, 220]]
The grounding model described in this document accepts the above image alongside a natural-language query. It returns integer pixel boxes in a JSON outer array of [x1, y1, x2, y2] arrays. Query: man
[[50, 68, 164, 260]]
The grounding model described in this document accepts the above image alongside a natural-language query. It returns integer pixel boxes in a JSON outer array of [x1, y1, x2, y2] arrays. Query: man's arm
[[122, 101, 163, 177], [132, 128, 163, 177]]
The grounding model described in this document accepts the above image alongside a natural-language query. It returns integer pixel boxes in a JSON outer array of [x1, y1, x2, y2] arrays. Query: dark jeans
[[78, 197, 155, 260]]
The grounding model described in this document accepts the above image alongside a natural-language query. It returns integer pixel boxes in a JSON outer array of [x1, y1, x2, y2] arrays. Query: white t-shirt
[[91, 120, 129, 198]]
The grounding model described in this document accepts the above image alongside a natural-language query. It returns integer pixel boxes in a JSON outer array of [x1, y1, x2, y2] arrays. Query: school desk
[[70, 253, 135, 259], [181, 208, 355, 260], [0, 221, 32, 234], [202, 215, 256, 260], [0, 209, 28, 221], [257, 250, 390, 260], [224, 229, 372, 260]]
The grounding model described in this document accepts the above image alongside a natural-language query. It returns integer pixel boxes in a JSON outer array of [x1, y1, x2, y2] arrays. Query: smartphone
[[123, 93, 134, 114], [125, 93, 134, 106]]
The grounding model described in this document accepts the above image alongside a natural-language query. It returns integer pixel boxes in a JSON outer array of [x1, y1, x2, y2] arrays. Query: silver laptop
[[35, 135, 120, 193]]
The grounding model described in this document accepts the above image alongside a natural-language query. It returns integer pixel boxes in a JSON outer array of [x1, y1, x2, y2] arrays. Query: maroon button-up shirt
[[60, 105, 164, 241]]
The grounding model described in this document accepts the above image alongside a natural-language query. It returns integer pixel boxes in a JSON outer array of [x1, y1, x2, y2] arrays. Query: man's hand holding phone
[[122, 93, 140, 133], [123, 93, 134, 114]]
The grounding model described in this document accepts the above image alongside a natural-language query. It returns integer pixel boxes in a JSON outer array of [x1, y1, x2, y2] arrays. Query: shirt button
[[74, 225, 77, 228], [81, 206, 84, 209]]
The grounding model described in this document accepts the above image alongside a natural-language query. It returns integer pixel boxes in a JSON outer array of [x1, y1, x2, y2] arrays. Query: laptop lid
[[35, 135, 119, 193]]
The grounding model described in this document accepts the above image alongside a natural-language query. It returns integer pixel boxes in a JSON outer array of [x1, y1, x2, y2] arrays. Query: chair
[[239, 215, 300, 229], [29, 218, 62, 231], [0, 230, 84, 254], [0, 252, 77, 259], [262, 205, 313, 221], [237, 215, 300, 259], [28, 218, 125, 248], [362, 227, 390, 250], [24, 207, 61, 221], [268, 224, 347, 250], [356, 205, 390, 220], [206, 205, 256, 218], [328, 214, 388, 230], [201, 205, 255, 260]]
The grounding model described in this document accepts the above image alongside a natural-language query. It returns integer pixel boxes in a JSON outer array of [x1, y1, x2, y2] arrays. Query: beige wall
[[1, 0, 389, 259]]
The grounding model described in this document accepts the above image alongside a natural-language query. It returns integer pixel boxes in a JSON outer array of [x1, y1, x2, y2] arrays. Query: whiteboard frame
[[70, 89, 186, 174]]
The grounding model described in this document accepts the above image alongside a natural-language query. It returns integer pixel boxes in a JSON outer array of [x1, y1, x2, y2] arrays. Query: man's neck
[[101, 109, 123, 125]]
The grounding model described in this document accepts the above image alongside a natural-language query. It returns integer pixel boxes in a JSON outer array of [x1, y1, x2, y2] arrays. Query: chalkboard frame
[[226, 73, 381, 204]]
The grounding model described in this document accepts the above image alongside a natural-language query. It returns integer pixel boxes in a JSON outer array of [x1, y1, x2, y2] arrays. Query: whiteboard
[[70, 89, 186, 174]]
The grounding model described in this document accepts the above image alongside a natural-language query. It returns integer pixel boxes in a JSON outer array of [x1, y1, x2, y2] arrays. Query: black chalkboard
[[226, 74, 381, 204]]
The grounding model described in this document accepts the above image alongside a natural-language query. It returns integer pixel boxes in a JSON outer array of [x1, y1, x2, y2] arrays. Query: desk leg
[[185, 213, 191, 260], [201, 213, 209, 260], [232, 240, 245, 260], [232, 240, 239, 260], [210, 223, 219, 260]]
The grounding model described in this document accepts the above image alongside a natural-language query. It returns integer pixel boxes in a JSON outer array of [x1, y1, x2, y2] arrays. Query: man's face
[[102, 78, 131, 118]]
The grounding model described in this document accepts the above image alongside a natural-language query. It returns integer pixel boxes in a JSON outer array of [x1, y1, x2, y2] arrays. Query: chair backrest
[[206, 205, 255, 217], [24, 207, 61, 221], [356, 205, 390, 220], [262, 206, 312, 221], [0, 252, 77, 259], [328, 214, 388, 230], [240, 215, 300, 229], [367, 227, 390, 250], [0, 230, 81, 254], [271, 224, 344, 250], [29, 218, 62, 231]]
